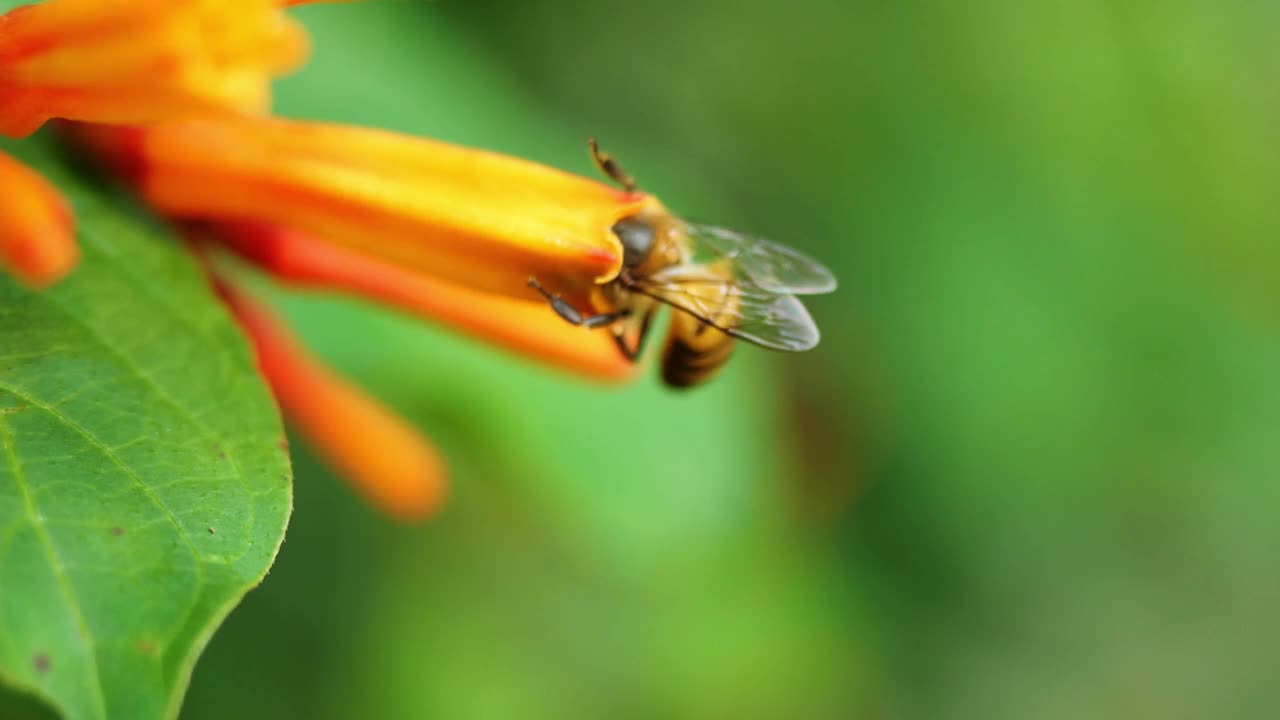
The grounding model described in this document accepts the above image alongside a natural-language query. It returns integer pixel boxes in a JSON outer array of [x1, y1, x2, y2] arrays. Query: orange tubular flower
[[109, 114, 656, 304], [217, 275, 447, 520], [208, 221, 638, 382], [4, 0, 648, 522], [0, 0, 308, 138], [0, 150, 78, 286]]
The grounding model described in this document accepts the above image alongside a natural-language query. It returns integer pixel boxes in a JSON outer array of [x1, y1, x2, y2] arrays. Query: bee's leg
[[610, 306, 655, 361], [528, 277, 627, 328], [611, 331, 640, 361]]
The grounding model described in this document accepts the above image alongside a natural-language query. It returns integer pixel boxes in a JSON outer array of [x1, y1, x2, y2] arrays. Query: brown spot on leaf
[[208, 526, 216, 534], [33, 654, 49, 673], [109, 526, 124, 537], [136, 639, 158, 655], [277, 435, 289, 451]]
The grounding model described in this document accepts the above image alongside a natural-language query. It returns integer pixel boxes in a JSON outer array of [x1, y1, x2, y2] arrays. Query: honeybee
[[528, 140, 836, 387]]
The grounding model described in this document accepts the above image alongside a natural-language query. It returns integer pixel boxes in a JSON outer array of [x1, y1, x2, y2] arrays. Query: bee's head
[[612, 215, 655, 268]]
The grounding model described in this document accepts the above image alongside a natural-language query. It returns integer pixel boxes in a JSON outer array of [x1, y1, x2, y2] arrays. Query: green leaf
[[0, 134, 292, 720]]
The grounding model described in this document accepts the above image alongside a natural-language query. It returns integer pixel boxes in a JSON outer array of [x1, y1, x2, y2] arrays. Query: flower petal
[[118, 115, 655, 302], [0, 0, 308, 137], [216, 275, 448, 521], [208, 221, 639, 382], [0, 150, 78, 286]]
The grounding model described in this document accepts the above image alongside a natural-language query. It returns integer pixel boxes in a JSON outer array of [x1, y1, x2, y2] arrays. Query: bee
[[527, 140, 836, 387]]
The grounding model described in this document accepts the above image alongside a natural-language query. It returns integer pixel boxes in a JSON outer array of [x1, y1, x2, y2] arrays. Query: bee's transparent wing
[[632, 267, 821, 351], [682, 222, 837, 295]]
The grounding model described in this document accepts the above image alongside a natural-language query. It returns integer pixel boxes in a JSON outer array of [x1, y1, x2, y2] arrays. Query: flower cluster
[[0, 0, 642, 519]]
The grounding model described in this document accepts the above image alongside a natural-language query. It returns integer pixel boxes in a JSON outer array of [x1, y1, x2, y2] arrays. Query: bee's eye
[[612, 217, 655, 267]]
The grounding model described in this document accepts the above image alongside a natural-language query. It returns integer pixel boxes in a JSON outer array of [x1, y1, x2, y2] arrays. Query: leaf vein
[[0, 412, 109, 719], [0, 382, 209, 643], [30, 289, 257, 556]]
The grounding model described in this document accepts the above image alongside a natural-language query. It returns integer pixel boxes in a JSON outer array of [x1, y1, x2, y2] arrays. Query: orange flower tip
[[207, 221, 640, 383], [0, 0, 309, 137], [129, 115, 647, 299], [217, 277, 449, 521], [0, 150, 79, 287], [584, 244, 623, 270]]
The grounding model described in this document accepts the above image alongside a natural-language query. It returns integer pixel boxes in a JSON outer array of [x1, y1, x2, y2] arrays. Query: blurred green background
[[146, 0, 1280, 717]]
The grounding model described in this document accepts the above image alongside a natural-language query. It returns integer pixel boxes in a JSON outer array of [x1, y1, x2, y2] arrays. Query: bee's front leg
[[609, 306, 655, 362], [527, 277, 627, 328]]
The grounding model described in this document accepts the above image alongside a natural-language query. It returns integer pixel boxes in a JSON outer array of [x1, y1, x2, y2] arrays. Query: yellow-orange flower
[[105, 114, 657, 303], [204, 221, 638, 382], [0, 150, 77, 286], [0, 0, 308, 137], [69, 111, 659, 519], [4, 1, 654, 521]]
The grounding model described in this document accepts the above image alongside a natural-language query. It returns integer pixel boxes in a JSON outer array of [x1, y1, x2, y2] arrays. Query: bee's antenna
[[588, 137, 638, 193]]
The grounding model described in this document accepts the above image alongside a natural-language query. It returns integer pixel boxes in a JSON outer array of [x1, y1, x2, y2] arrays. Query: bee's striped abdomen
[[661, 312, 736, 388]]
